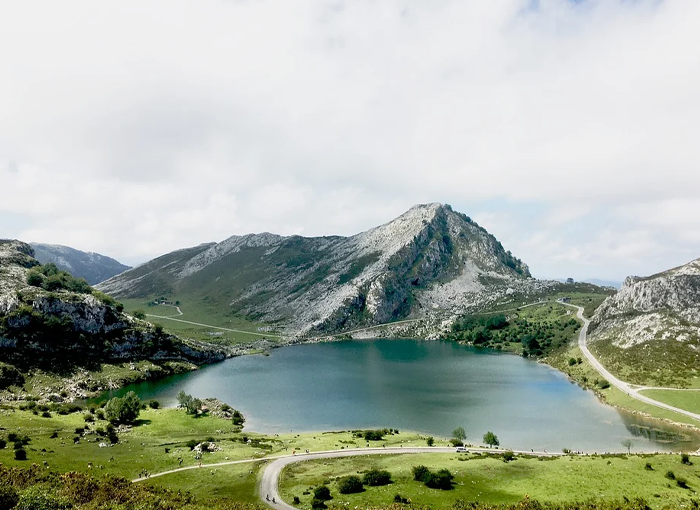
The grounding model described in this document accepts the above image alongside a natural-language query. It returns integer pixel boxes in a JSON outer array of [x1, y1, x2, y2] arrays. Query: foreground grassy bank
[[279, 451, 700, 510]]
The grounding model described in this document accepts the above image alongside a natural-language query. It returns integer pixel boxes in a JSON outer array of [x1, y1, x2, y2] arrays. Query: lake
[[104, 339, 700, 453]]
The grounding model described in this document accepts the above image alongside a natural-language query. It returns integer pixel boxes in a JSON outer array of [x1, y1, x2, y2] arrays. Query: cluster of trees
[[177, 391, 202, 415], [337, 468, 392, 495], [26, 263, 93, 294], [483, 431, 500, 448], [412, 465, 454, 490], [353, 428, 398, 441], [447, 311, 580, 358]]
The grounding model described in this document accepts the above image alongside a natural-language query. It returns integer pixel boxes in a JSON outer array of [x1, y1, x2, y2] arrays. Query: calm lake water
[[105, 339, 700, 453]]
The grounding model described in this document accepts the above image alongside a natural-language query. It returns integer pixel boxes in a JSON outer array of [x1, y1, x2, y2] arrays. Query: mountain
[[0, 240, 226, 396], [98, 203, 536, 335], [588, 258, 700, 387], [30, 243, 131, 284]]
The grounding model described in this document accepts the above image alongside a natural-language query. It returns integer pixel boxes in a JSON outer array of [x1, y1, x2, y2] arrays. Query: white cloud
[[1, 0, 699, 279]]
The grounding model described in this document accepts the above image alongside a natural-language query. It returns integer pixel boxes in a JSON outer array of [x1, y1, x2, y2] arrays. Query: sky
[[1, 0, 699, 282]]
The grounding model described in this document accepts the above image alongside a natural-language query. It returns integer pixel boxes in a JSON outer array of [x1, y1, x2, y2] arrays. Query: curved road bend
[[561, 303, 700, 422]]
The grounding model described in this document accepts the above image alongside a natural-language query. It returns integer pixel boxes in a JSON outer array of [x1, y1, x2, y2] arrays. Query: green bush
[[0, 485, 19, 510], [41, 411, 51, 418], [313, 486, 332, 501], [0, 439, 5, 449], [424, 469, 454, 490], [412, 465, 430, 482], [502, 451, 515, 462], [338, 476, 364, 494], [232, 410, 245, 427], [426, 436, 434, 446], [292, 496, 301, 504], [362, 468, 392, 486], [311, 499, 327, 510], [14, 449, 27, 461], [676, 477, 689, 489], [15, 485, 70, 510], [644, 462, 653, 471], [680, 453, 691, 465], [148, 400, 160, 409], [665, 470, 675, 480]]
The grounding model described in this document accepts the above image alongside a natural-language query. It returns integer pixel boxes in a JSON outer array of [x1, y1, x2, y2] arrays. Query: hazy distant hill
[[30, 243, 131, 284], [588, 258, 700, 387], [98, 203, 543, 336]]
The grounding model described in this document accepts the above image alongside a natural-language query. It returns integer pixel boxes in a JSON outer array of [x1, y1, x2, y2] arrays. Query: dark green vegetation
[[446, 304, 580, 358], [26, 263, 93, 294]]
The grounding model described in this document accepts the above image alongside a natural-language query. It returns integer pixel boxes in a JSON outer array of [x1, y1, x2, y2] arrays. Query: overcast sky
[[1, 0, 698, 282]]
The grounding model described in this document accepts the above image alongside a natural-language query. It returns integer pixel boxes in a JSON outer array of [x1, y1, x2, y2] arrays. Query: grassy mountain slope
[[98, 203, 535, 335], [30, 242, 131, 284], [588, 258, 700, 387]]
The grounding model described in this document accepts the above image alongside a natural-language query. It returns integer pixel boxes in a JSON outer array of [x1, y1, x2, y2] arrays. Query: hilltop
[[30, 242, 131, 284], [98, 203, 545, 336], [588, 258, 700, 387]]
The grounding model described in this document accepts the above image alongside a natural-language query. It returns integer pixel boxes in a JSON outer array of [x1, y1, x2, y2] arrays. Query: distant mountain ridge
[[98, 203, 537, 336], [30, 243, 131, 284]]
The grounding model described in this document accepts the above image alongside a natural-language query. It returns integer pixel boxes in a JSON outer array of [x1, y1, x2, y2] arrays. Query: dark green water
[[105, 339, 700, 453]]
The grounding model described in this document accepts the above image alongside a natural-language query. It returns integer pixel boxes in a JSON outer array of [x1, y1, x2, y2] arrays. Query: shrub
[[412, 465, 430, 482], [426, 436, 434, 446], [232, 410, 245, 427], [0, 439, 5, 449], [424, 469, 454, 490], [502, 451, 515, 462], [665, 470, 675, 480], [14, 449, 27, 461], [148, 400, 160, 409], [676, 477, 689, 489], [450, 439, 464, 447], [186, 440, 198, 450], [362, 430, 384, 441], [568, 357, 577, 366], [681, 453, 691, 465], [50, 432, 58, 439], [15, 485, 70, 510], [41, 411, 51, 418], [75, 427, 85, 434], [644, 462, 653, 471], [363, 469, 392, 486], [338, 475, 364, 494], [7, 433, 18, 442], [292, 496, 301, 504], [311, 499, 327, 510], [313, 486, 332, 501], [13, 441, 24, 450], [0, 485, 19, 510]]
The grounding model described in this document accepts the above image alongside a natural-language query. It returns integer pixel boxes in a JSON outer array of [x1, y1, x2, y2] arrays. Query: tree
[[177, 390, 202, 415], [338, 476, 364, 494], [452, 427, 467, 443], [483, 431, 499, 448], [105, 391, 141, 424], [621, 439, 633, 455], [232, 409, 245, 427], [426, 436, 434, 446]]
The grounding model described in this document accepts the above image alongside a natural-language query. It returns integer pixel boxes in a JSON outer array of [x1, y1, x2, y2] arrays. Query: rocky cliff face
[[588, 258, 700, 386], [0, 240, 225, 375], [98, 203, 534, 335], [30, 243, 131, 285]]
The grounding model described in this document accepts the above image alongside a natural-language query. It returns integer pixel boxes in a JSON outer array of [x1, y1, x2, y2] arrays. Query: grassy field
[[279, 452, 700, 510], [0, 405, 428, 489], [640, 389, 700, 415], [120, 298, 282, 345]]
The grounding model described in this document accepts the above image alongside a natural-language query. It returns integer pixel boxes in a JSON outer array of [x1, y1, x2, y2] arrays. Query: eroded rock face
[[589, 258, 700, 348]]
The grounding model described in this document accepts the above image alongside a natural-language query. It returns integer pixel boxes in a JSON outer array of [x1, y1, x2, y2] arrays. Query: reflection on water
[[92, 339, 700, 453], [621, 411, 700, 450]]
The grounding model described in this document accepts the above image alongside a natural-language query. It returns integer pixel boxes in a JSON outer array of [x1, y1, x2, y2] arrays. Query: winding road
[[562, 303, 700, 422]]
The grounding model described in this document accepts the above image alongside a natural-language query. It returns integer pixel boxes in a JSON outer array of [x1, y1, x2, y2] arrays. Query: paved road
[[145, 304, 280, 338], [561, 303, 700, 422], [258, 447, 561, 510]]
